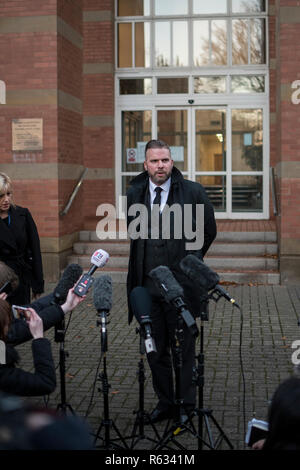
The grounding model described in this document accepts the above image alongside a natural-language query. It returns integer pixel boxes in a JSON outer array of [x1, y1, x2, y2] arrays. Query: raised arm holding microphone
[[0, 263, 86, 396], [126, 139, 217, 424]]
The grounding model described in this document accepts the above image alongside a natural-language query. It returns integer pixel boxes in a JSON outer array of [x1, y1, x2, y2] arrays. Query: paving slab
[[14, 282, 300, 452]]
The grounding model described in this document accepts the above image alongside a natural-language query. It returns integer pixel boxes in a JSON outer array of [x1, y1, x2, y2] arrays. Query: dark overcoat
[[0, 205, 44, 305], [126, 167, 217, 323], [0, 338, 56, 397]]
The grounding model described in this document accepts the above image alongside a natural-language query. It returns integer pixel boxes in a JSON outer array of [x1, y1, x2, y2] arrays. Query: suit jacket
[[126, 167, 217, 323], [0, 205, 44, 303]]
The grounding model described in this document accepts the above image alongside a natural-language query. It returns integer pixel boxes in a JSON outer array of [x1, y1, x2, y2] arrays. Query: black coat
[[6, 296, 65, 347], [126, 167, 217, 323], [0, 205, 44, 305], [0, 338, 56, 397]]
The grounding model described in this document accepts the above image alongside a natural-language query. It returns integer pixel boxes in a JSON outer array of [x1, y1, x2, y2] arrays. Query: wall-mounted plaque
[[12, 118, 43, 151]]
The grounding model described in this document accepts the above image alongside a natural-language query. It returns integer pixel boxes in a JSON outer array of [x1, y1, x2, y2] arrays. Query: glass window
[[197, 176, 227, 212], [232, 175, 263, 212], [155, 22, 170, 66], [118, 23, 132, 67], [173, 22, 188, 66], [120, 79, 152, 95], [135, 22, 150, 67], [232, 0, 266, 13], [232, 19, 248, 65], [232, 109, 263, 171], [193, 20, 210, 66], [122, 110, 152, 172], [194, 20, 227, 66], [195, 109, 226, 172], [232, 18, 265, 65], [157, 78, 188, 94], [118, 0, 150, 16], [194, 76, 227, 93], [211, 20, 227, 65], [250, 18, 265, 64], [157, 110, 188, 173], [231, 75, 265, 93], [155, 0, 188, 15], [193, 0, 227, 14]]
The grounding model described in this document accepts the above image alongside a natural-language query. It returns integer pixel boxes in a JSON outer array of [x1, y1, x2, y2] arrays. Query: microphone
[[179, 255, 240, 308], [74, 249, 109, 297], [148, 266, 199, 338], [93, 275, 113, 352], [87, 249, 109, 276], [130, 286, 156, 354], [53, 264, 83, 305]]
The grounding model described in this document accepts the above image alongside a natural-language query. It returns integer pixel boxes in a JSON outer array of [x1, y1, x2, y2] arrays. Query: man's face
[[144, 148, 173, 186]]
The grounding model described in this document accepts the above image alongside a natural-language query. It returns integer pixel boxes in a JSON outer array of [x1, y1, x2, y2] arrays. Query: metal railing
[[60, 168, 88, 216], [270, 167, 278, 216]]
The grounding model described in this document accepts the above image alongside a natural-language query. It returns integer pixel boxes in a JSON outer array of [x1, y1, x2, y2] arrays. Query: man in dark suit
[[126, 139, 217, 423]]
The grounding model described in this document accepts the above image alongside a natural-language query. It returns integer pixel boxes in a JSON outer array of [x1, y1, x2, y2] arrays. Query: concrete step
[[73, 240, 278, 257], [69, 253, 278, 272], [80, 229, 278, 243], [68, 229, 280, 285], [82, 268, 280, 285]]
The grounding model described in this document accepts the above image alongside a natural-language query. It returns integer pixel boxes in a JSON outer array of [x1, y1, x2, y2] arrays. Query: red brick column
[[82, 0, 115, 231], [0, 0, 84, 281], [274, 1, 300, 283]]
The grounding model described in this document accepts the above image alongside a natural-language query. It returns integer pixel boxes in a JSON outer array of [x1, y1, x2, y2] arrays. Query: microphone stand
[[153, 312, 200, 451], [93, 310, 128, 450], [124, 327, 161, 449], [55, 317, 75, 415], [153, 298, 234, 450], [193, 302, 234, 450]]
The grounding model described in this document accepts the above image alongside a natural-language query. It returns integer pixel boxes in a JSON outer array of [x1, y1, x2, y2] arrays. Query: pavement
[[16, 281, 300, 452]]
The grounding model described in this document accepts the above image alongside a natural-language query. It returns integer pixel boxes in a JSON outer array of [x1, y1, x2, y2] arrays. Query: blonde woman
[[0, 173, 44, 305]]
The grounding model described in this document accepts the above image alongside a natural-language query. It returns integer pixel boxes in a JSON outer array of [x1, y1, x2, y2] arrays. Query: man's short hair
[[145, 139, 171, 157]]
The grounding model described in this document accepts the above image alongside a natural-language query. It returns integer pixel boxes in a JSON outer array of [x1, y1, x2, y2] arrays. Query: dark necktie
[[153, 187, 163, 210]]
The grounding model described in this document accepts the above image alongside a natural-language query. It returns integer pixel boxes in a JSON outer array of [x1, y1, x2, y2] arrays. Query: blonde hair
[[0, 172, 14, 207]]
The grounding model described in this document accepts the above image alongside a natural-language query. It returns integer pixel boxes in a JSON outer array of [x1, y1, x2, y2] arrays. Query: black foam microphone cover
[[93, 275, 113, 312], [179, 255, 219, 291], [130, 286, 152, 324], [53, 264, 83, 304], [148, 265, 184, 303]]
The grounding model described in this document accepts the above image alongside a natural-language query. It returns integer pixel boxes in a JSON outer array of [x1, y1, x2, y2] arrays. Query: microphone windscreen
[[130, 287, 152, 324], [54, 264, 83, 304], [148, 266, 184, 303], [179, 255, 219, 290], [93, 275, 112, 311]]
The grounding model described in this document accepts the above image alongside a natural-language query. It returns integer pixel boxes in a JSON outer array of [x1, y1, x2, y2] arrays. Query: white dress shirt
[[149, 177, 171, 212]]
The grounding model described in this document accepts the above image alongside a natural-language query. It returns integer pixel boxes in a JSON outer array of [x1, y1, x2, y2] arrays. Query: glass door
[[118, 105, 268, 218], [193, 108, 227, 214]]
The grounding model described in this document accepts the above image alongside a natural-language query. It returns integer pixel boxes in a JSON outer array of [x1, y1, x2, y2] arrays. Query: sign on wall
[[12, 118, 43, 151]]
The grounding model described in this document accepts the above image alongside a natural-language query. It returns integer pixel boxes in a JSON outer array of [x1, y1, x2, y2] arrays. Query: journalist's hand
[[27, 308, 44, 339], [61, 287, 86, 314]]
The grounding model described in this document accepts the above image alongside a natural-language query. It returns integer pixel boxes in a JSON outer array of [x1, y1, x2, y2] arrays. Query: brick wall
[[274, 0, 300, 283], [82, 0, 115, 231], [0, 0, 84, 281]]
